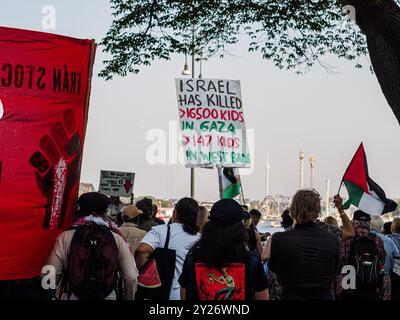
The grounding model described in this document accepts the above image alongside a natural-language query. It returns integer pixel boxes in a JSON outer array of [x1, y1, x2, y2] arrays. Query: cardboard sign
[[175, 78, 250, 168], [99, 170, 135, 197], [0, 27, 96, 280]]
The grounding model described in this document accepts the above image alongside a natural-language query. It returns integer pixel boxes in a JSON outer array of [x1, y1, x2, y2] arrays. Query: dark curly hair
[[194, 220, 249, 269], [175, 197, 199, 235]]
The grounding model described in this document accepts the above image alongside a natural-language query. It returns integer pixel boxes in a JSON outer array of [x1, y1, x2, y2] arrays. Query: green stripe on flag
[[223, 182, 241, 199], [342, 181, 363, 209]]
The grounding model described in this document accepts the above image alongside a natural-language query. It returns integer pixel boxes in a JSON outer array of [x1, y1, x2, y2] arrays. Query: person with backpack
[[388, 217, 400, 300], [179, 199, 269, 301], [268, 190, 340, 300], [369, 216, 399, 300], [44, 192, 138, 300], [337, 210, 386, 300], [135, 197, 200, 300]]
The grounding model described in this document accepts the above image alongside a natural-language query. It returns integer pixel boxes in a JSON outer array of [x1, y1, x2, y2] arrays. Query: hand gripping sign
[[0, 27, 96, 280]]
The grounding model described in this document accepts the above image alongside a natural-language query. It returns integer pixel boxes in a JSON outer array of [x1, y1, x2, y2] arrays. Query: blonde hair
[[324, 216, 338, 226], [392, 217, 400, 233], [290, 189, 321, 225], [370, 216, 383, 231], [197, 206, 209, 232]]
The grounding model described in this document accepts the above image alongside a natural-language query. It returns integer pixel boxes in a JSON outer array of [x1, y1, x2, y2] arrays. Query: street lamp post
[[325, 178, 330, 216], [299, 150, 304, 189], [190, 25, 195, 198], [265, 152, 270, 198], [182, 25, 203, 198], [309, 157, 316, 189]]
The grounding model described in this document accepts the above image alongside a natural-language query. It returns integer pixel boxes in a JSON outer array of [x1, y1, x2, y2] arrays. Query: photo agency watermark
[[41, 264, 358, 292], [41, 5, 56, 30], [145, 121, 255, 175]]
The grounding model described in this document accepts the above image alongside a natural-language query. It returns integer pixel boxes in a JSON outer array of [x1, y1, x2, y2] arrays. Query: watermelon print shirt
[[140, 223, 200, 300]]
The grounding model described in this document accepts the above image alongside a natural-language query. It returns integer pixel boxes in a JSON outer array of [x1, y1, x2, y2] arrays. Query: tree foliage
[[100, 0, 368, 80]]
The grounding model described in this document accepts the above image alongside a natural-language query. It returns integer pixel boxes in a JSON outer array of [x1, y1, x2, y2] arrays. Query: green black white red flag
[[340, 143, 397, 215], [218, 167, 241, 199]]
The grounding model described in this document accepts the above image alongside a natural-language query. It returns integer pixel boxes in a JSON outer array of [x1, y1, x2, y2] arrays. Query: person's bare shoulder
[[56, 229, 75, 245]]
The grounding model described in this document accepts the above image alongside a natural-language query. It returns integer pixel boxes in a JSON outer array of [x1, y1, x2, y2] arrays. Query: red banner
[[0, 27, 96, 280]]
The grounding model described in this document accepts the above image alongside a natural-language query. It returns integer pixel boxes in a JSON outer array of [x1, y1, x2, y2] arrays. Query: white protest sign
[[99, 170, 135, 197], [175, 78, 250, 168]]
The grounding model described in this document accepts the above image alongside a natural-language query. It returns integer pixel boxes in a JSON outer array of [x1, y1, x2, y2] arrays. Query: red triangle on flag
[[342, 143, 369, 193]]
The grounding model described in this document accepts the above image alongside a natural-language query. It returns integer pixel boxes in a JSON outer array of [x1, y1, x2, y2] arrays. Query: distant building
[[79, 183, 95, 196]]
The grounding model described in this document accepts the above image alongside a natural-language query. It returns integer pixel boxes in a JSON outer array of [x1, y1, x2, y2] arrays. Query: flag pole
[[239, 170, 245, 206], [217, 167, 224, 200], [337, 180, 343, 195], [82, 40, 96, 138]]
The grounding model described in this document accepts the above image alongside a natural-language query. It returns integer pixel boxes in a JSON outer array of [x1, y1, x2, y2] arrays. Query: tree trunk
[[344, 0, 400, 125]]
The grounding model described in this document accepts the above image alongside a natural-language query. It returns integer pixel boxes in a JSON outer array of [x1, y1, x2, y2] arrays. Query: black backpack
[[64, 223, 120, 300], [348, 233, 382, 292]]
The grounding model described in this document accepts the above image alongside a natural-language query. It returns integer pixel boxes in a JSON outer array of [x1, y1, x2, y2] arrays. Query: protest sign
[[99, 170, 135, 197], [0, 27, 96, 280], [175, 78, 250, 168]]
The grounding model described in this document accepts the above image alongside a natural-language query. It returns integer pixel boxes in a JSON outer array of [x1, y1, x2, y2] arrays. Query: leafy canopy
[[100, 0, 368, 80]]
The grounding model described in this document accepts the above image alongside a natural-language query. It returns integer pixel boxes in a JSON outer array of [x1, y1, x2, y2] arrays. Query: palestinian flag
[[341, 143, 397, 215], [219, 168, 241, 199]]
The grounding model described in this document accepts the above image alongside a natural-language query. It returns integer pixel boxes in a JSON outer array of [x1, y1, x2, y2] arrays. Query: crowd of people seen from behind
[[1, 189, 399, 301]]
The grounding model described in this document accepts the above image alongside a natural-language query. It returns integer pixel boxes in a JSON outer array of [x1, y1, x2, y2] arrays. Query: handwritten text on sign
[[99, 170, 135, 197], [175, 78, 250, 168]]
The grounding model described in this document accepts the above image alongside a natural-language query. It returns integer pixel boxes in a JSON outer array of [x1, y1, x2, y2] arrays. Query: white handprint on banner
[[0, 98, 4, 120]]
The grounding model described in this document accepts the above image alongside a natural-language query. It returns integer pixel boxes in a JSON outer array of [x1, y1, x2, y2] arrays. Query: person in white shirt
[[108, 196, 126, 223], [135, 197, 200, 300]]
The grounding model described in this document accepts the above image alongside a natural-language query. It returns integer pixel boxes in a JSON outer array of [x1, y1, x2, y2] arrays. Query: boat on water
[[258, 221, 283, 234]]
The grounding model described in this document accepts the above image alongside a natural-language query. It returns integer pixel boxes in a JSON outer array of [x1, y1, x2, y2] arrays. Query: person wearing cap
[[337, 209, 386, 300], [268, 189, 340, 300], [120, 205, 147, 253], [44, 192, 138, 300], [179, 198, 269, 300]]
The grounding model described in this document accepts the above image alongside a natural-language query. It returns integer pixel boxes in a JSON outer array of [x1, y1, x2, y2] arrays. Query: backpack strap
[[115, 267, 124, 301], [185, 251, 196, 300], [164, 223, 171, 249], [368, 232, 377, 240], [57, 226, 82, 300]]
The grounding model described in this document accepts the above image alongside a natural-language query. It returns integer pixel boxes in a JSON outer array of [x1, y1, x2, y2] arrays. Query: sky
[[1, 0, 400, 202]]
